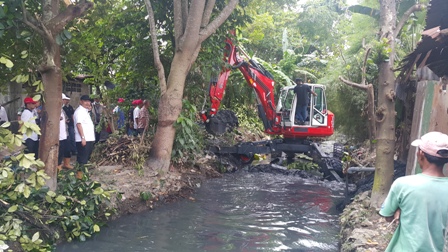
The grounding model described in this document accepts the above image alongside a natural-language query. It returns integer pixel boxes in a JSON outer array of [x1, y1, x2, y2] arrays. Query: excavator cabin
[[276, 84, 334, 138]]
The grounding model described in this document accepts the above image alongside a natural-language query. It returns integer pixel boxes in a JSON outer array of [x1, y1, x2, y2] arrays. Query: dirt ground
[[339, 190, 397, 251], [88, 154, 222, 218]]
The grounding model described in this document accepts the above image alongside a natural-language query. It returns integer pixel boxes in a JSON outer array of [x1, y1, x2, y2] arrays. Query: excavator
[[199, 36, 342, 181]]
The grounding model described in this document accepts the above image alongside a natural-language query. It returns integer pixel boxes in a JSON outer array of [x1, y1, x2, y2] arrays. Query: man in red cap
[[380, 131, 448, 252], [20, 97, 39, 158]]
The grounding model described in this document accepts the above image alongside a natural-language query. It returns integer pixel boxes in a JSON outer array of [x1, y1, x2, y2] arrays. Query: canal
[[58, 171, 345, 251]]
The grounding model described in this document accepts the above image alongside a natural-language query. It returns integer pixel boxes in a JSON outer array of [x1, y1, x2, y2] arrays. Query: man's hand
[[81, 138, 86, 147], [385, 208, 401, 225], [393, 208, 401, 224]]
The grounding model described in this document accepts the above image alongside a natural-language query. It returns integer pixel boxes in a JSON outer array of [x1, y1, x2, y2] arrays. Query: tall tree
[[2, 0, 93, 190], [143, 0, 240, 172], [370, 0, 424, 207], [340, 0, 424, 207]]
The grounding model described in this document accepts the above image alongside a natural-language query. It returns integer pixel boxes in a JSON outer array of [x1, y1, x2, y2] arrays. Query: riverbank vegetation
[[0, 0, 433, 250]]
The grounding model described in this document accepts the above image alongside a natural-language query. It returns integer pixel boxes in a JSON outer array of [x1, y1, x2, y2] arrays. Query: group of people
[[16, 94, 105, 169], [125, 99, 150, 136]]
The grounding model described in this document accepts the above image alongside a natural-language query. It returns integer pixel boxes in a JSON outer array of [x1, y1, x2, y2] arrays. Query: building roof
[[399, 0, 448, 79]]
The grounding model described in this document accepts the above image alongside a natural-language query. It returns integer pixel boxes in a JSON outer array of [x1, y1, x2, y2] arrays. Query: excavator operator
[[294, 78, 316, 125]]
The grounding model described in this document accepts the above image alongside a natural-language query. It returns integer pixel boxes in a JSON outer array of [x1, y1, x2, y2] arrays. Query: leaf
[[55, 195, 66, 203], [20, 30, 31, 38], [0, 57, 13, 68], [45, 195, 53, 203], [1, 121, 10, 128], [47, 191, 56, 197], [93, 187, 104, 195], [93, 224, 100, 232], [14, 183, 24, 193], [23, 185, 30, 198], [7, 205, 17, 213], [20, 158, 31, 168], [63, 30, 72, 39], [37, 177, 46, 186], [31, 232, 39, 242]]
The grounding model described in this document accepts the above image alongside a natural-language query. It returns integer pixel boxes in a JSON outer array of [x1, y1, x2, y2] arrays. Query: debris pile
[[91, 135, 151, 167]]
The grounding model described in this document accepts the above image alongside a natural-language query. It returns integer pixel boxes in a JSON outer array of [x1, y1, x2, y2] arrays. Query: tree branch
[[394, 4, 425, 38], [182, 0, 206, 49], [173, 0, 183, 49], [201, 0, 216, 27], [144, 0, 167, 94], [21, 1, 46, 38], [339, 76, 369, 91], [361, 47, 371, 85], [181, 0, 188, 32], [46, 0, 94, 35], [0, 199, 55, 238], [200, 0, 239, 42]]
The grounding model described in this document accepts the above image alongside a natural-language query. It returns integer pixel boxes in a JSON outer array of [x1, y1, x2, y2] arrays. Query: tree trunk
[[39, 45, 62, 191], [370, 0, 397, 208], [146, 53, 191, 172], [20, 0, 93, 190]]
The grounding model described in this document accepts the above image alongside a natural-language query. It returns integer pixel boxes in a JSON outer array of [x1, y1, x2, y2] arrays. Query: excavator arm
[[200, 37, 281, 135]]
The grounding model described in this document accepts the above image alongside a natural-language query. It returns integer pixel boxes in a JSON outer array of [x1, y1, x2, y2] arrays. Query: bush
[[172, 100, 204, 164], [0, 123, 114, 251]]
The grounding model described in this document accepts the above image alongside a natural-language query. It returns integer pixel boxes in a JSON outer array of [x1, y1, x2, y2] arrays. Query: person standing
[[379, 131, 448, 252], [62, 93, 76, 155], [74, 95, 95, 165], [58, 106, 71, 170], [293, 78, 316, 125], [113, 98, 125, 130], [92, 97, 103, 143], [20, 97, 39, 158], [133, 100, 141, 135], [137, 100, 150, 135], [0, 105, 9, 125]]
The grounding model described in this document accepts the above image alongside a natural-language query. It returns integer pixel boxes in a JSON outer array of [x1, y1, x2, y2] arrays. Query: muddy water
[[57, 171, 344, 252]]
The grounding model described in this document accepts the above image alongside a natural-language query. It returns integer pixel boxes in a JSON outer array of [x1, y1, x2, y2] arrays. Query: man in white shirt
[[74, 95, 95, 165], [0, 105, 8, 124], [20, 97, 39, 158], [133, 99, 141, 133]]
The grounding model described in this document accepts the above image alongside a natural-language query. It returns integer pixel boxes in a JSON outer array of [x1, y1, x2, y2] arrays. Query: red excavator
[[200, 36, 341, 181]]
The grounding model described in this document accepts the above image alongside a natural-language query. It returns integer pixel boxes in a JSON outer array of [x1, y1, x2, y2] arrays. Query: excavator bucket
[[205, 110, 239, 135]]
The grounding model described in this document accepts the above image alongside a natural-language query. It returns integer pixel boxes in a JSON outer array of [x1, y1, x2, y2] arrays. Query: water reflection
[[58, 172, 344, 252]]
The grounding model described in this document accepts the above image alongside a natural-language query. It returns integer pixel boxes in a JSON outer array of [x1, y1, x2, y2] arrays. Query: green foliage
[[371, 38, 391, 64], [0, 126, 114, 251], [56, 166, 114, 242], [172, 100, 204, 164], [232, 104, 264, 136], [139, 191, 152, 201], [287, 154, 319, 171]]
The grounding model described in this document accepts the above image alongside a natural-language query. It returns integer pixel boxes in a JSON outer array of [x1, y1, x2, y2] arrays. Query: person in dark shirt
[[293, 78, 316, 125], [62, 94, 76, 156]]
